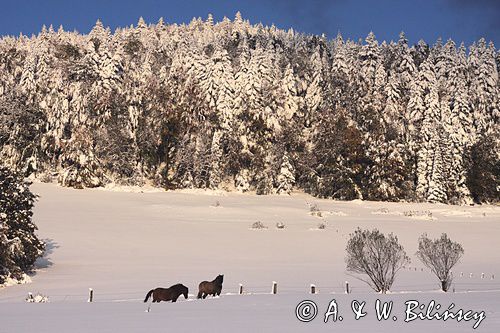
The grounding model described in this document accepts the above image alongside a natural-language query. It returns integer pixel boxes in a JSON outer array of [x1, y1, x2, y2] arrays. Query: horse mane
[[214, 274, 224, 284]]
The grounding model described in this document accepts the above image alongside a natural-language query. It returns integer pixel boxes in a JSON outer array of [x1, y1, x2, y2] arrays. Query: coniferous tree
[[466, 132, 500, 203], [0, 166, 45, 284]]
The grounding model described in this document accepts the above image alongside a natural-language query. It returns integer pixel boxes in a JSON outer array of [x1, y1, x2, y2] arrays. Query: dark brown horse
[[197, 274, 224, 299], [144, 283, 189, 303]]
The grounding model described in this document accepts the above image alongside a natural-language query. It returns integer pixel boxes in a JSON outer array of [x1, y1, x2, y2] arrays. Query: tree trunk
[[441, 280, 448, 292]]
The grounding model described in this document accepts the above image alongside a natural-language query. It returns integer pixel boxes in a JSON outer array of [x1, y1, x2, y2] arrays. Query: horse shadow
[[34, 238, 59, 270]]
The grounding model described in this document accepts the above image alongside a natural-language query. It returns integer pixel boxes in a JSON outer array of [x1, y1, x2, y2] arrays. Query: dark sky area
[[0, 0, 498, 46]]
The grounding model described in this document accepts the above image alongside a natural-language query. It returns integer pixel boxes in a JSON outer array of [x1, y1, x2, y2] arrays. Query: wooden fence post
[[239, 284, 243, 295], [345, 281, 350, 294], [271, 281, 277, 294], [88, 288, 93, 303], [310, 284, 316, 294]]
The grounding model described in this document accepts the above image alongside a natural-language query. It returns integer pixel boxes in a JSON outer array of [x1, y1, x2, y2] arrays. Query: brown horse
[[144, 283, 189, 303], [197, 274, 224, 299]]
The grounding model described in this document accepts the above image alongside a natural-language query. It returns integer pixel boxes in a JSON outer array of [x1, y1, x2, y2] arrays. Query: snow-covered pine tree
[[414, 58, 450, 202], [275, 151, 295, 194], [0, 97, 47, 176], [0, 166, 45, 285], [445, 43, 473, 203], [466, 130, 500, 203]]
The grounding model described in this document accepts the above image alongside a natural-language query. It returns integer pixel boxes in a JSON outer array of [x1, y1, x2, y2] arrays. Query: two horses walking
[[144, 274, 223, 303]]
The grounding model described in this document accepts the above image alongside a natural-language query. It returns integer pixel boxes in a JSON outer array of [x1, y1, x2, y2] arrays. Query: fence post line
[[310, 284, 316, 294], [239, 284, 243, 295], [272, 281, 277, 294], [88, 288, 93, 303]]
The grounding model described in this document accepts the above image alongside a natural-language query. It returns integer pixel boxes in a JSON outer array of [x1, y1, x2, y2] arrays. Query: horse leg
[[202, 293, 207, 299]]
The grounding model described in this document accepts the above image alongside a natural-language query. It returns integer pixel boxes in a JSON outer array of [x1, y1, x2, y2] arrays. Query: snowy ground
[[1, 182, 499, 332]]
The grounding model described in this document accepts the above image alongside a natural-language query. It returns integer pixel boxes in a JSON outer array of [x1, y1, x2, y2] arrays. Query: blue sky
[[0, 0, 498, 46]]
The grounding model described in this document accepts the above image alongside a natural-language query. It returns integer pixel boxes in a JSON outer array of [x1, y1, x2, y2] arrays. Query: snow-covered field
[[1, 182, 499, 332]]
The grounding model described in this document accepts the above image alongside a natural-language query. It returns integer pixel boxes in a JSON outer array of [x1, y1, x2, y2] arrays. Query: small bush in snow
[[251, 221, 267, 229], [26, 293, 49, 303], [346, 228, 409, 293], [373, 208, 389, 214], [416, 233, 464, 292], [309, 203, 322, 217], [213, 200, 221, 207], [404, 210, 433, 219], [317, 222, 326, 230], [276, 222, 285, 229]]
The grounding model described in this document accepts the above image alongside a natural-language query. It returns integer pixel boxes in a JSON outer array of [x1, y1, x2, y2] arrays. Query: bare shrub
[[416, 233, 464, 292], [309, 203, 322, 217], [346, 228, 409, 293], [251, 221, 267, 229], [26, 293, 49, 303], [404, 210, 433, 219], [372, 208, 389, 214], [317, 222, 326, 230], [276, 222, 285, 229]]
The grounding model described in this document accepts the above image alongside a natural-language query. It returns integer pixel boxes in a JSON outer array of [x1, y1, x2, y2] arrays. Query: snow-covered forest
[[0, 13, 498, 203]]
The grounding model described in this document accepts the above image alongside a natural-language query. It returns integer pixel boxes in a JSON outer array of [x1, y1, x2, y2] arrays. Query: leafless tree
[[346, 228, 410, 293], [416, 233, 464, 292]]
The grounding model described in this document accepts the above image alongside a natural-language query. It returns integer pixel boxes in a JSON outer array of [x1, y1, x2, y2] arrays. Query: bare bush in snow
[[346, 228, 409, 293], [251, 221, 267, 229], [416, 233, 464, 292], [276, 222, 285, 229]]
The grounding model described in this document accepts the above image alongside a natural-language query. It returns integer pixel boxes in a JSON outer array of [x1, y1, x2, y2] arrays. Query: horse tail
[[144, 289, 154, 303]]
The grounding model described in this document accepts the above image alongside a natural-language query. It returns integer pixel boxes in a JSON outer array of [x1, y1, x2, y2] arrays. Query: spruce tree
[[0, 166, 45, 284]]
